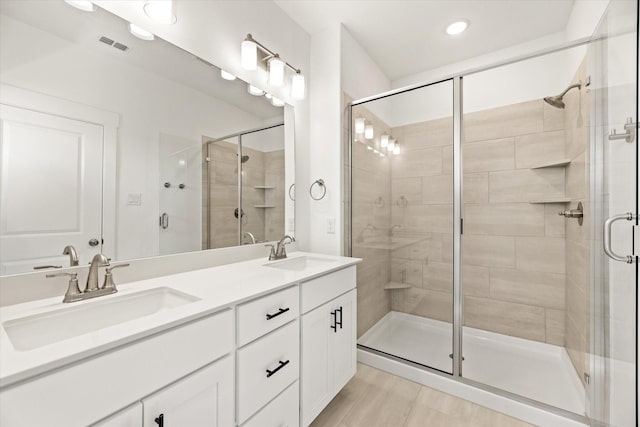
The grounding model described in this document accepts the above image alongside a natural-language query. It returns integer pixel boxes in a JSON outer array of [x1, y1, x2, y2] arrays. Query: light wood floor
[[310, 363, 536, 427]]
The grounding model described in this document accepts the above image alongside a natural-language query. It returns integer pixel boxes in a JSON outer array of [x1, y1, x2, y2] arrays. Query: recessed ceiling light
[[220, 69, 236, 81], [64, 1, 96, 12], [129, 23, 155, 41], [446, 20, 469, 35]]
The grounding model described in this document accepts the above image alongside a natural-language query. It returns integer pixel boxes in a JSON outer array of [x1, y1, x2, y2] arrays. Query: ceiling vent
[[98, 36, 130, 52]]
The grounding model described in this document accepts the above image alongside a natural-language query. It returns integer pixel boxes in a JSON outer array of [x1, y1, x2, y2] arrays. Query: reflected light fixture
[[446, 20, 469, 35], [64, 0, 96, 12], [388, 138, 396, 152], [366, 145, 373, 151], [248, 84, 265, 96], [143, 0, 177, 24], [380, 134, 390, 148], [373, 149, 380, 154], [220, 70, 236, 81], [364, 124, 374, 140], [129, 23, 155, 41], [265, 93, 273, 100], [291, 72, 305, 100], [268, 55, 285, 86], [241, 36, 258, 70], [393, 143, 400, 155], [271, 97, 285, 107], [355, 118, 365, 134]]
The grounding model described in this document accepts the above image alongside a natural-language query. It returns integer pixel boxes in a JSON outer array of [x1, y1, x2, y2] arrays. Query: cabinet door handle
[[337, 306, 343, 329], [266, 359, 290, 378], [154, 414, 164, 427], [330, 309, 338, 333], [266, 307, 290, 320]]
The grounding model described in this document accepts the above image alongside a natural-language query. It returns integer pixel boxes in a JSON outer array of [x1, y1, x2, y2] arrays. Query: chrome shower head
[[239, 155, 250, 163], [543, 82, 582, 109]]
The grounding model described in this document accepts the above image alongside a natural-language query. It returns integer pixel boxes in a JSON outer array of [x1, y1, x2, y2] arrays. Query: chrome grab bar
[[603, 212, 637, 264]]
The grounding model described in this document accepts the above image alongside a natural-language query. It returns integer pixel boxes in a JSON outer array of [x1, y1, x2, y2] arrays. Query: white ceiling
[[274, 0, 575, 80]]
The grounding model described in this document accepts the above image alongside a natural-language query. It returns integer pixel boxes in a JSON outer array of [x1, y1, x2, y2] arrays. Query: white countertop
[[0, 251, 360, 387]]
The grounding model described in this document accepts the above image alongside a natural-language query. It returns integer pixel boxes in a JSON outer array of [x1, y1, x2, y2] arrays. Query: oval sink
[[3, 287, 200, 351], [265, 256, 337, 272]]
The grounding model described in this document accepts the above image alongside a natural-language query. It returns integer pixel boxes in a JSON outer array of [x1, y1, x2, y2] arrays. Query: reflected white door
[[0, 104, 103, 274]]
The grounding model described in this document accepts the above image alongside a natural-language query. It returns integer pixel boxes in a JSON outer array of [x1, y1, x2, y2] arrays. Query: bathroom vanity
[[0, 252, 360, 426]]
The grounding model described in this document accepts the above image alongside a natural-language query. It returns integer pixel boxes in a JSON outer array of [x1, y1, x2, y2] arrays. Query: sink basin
[[265, 256, 337, 272], [3, 287, 200, 351]]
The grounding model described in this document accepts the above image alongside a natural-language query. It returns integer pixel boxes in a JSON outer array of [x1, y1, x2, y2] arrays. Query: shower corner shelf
[[529, 197, 571, 204], [384, 282, 412, 290], [254, 205, 275, 208], [530, 158, 572, 169], [254, 186, 275, 189]]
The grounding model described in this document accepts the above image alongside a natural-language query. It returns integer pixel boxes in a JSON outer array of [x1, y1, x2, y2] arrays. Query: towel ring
[[288, 183, 295, 201], [310, 179, 326, 201]]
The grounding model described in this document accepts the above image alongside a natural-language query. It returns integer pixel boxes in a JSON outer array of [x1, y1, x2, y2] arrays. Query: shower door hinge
[[634, 224, 639, 257], [584, 373, 590, 385]]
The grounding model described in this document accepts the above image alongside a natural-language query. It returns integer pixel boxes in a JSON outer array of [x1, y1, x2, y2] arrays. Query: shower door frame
[[204, 122, 284, 248], [348, 32, 635, 424]]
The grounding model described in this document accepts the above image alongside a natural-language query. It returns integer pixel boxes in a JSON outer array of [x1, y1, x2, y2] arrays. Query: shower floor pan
[[358, 311, 585, 415]]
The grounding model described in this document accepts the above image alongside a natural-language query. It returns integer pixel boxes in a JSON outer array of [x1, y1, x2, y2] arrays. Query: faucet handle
[[265, 244, 277, 260], [47, 272, 82, 303], [102, 263, 130, 290]]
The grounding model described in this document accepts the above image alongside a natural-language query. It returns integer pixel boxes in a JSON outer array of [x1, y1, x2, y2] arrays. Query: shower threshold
[[358, 311, 585, 415]]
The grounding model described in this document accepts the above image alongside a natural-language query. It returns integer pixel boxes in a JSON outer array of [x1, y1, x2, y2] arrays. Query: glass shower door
[[351, 80, 455, 374], [589, 0, 637, 425]]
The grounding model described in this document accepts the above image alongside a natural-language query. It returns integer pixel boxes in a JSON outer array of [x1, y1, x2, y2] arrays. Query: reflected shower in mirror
[[0, 0, 294, 274]]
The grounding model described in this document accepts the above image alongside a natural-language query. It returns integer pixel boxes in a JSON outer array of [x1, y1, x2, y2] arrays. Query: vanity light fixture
[[366, 145, 373, 151], [268, 55, 285, 86], [271, 97, 285, 107], [220, 70, 237, 81], [355, 118, 366, 134], [64, 0, 96, 12], [380, 134, 390, 148], [129, 23, 155, 41], [379, 153, 385, 157], [373, 149, 380, 154], [446, 20, 469, 35], [388, 138, 396, 152], [143, 0, 177, 24], [248, 84, 265, 96], [241, 34, 306, 98], [393, 143, 400, 155], [364, 124, 374, 140], [265, 93, 273, 99]]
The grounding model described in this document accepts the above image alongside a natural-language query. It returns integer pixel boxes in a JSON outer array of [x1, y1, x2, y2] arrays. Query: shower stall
[[347, 1, 637, 425]]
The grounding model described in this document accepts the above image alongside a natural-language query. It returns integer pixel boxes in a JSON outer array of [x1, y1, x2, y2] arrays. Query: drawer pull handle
[[331, 307, 343, 333], [154, 414, 164, 427], [266, 359, 290, 378], [266, 307, 290, 320]]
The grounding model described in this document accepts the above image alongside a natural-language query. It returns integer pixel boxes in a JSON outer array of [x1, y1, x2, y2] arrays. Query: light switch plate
[[127, 193, 142, 206], [327, 217, 336, 234]]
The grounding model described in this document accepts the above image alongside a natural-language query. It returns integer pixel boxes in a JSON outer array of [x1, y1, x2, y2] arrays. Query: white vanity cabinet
[[300, 267, 357, 427]]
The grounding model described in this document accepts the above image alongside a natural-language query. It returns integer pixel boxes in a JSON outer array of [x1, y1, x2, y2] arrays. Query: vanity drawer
[[237, 320, 299, 424], [237, 285, 299, 347], [242, 380, 299, 427], [301, 266, 356, 314]]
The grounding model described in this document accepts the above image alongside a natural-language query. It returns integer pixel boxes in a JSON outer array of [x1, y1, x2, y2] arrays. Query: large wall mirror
[[0, 0, 295, 275]]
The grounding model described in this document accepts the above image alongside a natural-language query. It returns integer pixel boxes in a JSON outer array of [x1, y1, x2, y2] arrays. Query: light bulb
[[271, 97, 285, 107], [143, 0, 176, 24], [393, 144, 400, 155], [388, 138, 395, 152], [64, 0, 96, 12], [265, 93, 273, 99], [364, 124, 374, 140], [380, 134, 389, 148], [248, 84, 264, 96], [291, 73, 305, 100], [241, 39, 257, 70], [355, 118, 365, 134], [268, 56, 285, 86], [220, 70, 236, 81], [129, 23, 155, 40]]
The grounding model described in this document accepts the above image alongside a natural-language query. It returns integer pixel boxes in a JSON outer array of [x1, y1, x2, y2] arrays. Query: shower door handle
[[603, 212, 637, 263], [159, 213, 169, 229]]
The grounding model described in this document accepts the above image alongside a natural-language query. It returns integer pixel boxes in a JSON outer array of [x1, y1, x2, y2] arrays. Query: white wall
[[0, 14, 265, 260]]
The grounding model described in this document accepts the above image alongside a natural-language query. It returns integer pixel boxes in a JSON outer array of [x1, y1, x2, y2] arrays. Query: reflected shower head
[[543, 82, 582, 109], [240, 155, 249, 163]]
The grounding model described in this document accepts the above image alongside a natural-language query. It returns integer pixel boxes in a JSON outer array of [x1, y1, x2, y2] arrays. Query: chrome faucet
[[46, 253, 129, 303], [266, 235, 295, 260], [243, 231, 257, 245], [63, 245, 79, 266]]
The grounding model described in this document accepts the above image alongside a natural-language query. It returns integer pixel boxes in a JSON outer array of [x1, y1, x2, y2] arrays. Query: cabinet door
[[92, 403, 142, 427], [331, 289, 357, 392], [143, 356, 234, 427], [301, 301, 333, 427]]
